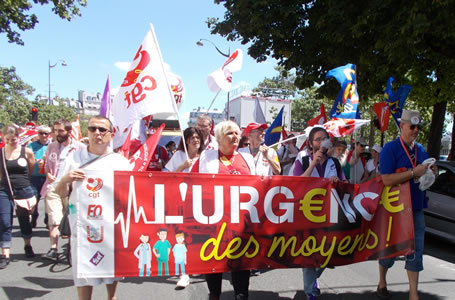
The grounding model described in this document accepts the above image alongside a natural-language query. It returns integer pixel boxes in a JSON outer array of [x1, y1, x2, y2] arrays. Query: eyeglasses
[[39, 132, 50, 135], [88, 126, 110, 134], [358, 144, 366, 148], [410, 124, 421, 130]]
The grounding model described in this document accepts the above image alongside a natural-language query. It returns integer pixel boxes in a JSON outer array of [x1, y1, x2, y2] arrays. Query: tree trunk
[[449, 113, 455, 161], [427, 101, 447, 159]]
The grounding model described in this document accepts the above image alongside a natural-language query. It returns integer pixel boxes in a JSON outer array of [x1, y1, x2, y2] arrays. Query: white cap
[[372, 144, 382, 153]]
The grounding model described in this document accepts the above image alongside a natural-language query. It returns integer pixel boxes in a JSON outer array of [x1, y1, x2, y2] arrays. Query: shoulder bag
[[1, 148, 37, 215]]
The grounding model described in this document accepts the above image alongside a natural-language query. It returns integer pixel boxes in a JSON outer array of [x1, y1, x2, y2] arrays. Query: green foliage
[[0, 0, 87, 45], [0, 66, 76, 127], [210, 0, 455, 107]]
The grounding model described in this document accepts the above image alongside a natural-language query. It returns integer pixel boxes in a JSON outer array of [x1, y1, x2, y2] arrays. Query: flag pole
[[149, 23, 190, 161], [268, 132, 307, 149], [206, 89, 222, 113]]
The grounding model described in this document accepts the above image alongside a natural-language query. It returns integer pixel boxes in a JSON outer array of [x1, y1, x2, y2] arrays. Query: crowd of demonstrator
[[0, 110, 436, 300]]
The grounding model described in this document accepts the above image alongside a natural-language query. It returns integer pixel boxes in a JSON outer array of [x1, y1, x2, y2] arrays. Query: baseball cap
[[372, 144, 382, 153], [243, 122, 268, 136], [355, 137, 367, 146]]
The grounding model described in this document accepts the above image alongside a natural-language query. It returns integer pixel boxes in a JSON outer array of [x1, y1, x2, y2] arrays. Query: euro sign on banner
[[207, 49, 243, 92], [72, 171, 414, 278], [112, 24, 178, 149], [264, 106, 284, 146], [384, 77, 412, 127], [326, 64, 360, 119]]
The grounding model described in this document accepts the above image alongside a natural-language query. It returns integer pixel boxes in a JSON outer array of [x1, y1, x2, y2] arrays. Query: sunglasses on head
[[410, 124, 421, 130], [88, 126, 110, 133]]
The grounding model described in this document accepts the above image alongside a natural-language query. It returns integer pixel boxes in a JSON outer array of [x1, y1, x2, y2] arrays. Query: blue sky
[[1, 1, 278, 117]]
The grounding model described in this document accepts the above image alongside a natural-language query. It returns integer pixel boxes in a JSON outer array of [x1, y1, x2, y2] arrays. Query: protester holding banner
[[197, 114, 217, 150], [0, 125, 36, 268], [41, 120, 85, 261], [376, 110, 437, 300], [347, 137, 368, 184], [191, 120, 255, 300], [239, 122, 281, 176], [165, 127, 203, 173], [27, 125, 51, 228], [291, 127, 345, 300], [55, 115, 132, 300]]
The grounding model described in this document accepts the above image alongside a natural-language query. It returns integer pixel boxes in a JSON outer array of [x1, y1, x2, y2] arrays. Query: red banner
[[110, 173, 414, 277]]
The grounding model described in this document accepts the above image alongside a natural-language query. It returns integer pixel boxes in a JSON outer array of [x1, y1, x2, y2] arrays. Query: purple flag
[[99, 75, 111, 118]]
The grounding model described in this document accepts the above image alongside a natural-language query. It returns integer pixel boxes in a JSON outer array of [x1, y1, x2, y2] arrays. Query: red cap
[[243, 122, 268, 136]]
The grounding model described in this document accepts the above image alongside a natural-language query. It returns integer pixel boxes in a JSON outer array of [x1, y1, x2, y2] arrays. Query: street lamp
[[48, 59, 67, 105], [196, 39, 232, 120]]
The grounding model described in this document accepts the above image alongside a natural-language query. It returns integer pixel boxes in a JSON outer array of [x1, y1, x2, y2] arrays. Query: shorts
[[44, 185, 66, 226], [379, 209, 425, 272]]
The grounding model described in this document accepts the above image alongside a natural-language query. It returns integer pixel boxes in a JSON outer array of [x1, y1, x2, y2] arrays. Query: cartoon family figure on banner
[[134, 229, 187, 277]]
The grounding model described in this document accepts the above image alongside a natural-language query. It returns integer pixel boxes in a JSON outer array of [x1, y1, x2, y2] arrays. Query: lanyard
[[399, 137, 417, 169]]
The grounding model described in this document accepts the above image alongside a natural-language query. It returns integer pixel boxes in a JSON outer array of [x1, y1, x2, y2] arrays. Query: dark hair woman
[[164, 127, 204, 173]]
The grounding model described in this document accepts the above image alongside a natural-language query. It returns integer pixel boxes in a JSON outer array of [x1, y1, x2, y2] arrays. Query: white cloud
[[114, 61, 131, 71]]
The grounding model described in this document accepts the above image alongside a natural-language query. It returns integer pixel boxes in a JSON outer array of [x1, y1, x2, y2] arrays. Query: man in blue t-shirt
[[27, 125, 51, 227], [376, 110, 437, 300]]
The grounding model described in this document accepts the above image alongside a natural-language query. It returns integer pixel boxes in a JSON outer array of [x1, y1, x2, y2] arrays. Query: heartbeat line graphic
[[114, 176, 186, 248]]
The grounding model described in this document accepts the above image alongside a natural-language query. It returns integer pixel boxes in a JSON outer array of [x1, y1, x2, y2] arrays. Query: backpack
[[301, 155, 342, 178]]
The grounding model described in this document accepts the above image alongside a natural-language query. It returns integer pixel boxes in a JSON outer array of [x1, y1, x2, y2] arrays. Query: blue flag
[[384, 77, 411, 127], [326, 63, 360, 119], [264, 106, 284, 146]]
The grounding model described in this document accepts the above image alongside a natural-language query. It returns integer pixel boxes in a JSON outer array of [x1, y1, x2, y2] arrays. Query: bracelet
[[410, 168, 415, 178]]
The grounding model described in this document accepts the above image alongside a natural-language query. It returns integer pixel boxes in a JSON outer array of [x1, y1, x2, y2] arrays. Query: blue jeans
[[303, 267, 324, 296], [0, 188, 14, 248], [0, 186, 34, 246], [379, 209, 425, 272]]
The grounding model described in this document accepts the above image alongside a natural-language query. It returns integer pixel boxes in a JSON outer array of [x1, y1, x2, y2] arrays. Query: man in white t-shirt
[[55, 115, 132, 300]]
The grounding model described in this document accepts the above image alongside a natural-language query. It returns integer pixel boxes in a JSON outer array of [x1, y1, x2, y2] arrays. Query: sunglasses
[[410, 124, 421, 130], [88, 126, 110, 133], [39, 132, 50, 135]]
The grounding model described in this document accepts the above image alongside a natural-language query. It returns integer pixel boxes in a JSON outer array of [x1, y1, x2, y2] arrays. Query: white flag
[[112, 24, 178, 147], [207, 49, 243, 92]]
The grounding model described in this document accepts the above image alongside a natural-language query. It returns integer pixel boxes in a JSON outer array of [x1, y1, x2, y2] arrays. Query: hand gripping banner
[[73, 171, 414, 278]]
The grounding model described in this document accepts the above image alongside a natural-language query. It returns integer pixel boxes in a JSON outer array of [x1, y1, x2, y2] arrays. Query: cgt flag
[[384, 77, 411, 127], [323, 118, 370, 137], [373, 102, 390, 133], [307, 103, 328, 126], [264, 106, 284, 146], [112, 24, 178, 149], [207, 49, 243, 92], [129, 123, 165, 171], [326, 64, 360, 119]]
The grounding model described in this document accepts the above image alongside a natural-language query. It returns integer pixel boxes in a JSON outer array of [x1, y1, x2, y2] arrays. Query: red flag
[[323, 118, 370, 137], [120, 128, 133, 159], [373, 102, 390, 133], [281, 127, 288, 140], [71, 115, 83, 141], [129, 123, 165, 171], [307, 103, 327, 126]]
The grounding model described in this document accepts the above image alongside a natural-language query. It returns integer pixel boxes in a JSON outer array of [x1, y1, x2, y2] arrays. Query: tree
[[0, 66, 76, 127], [210, 0, 455, 158], [0, 0, 87, 45]]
